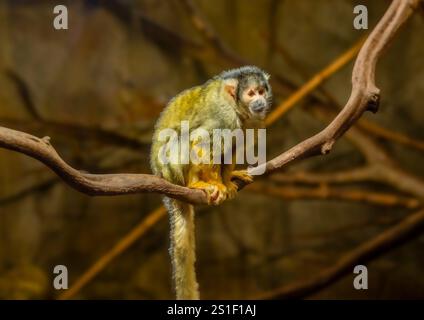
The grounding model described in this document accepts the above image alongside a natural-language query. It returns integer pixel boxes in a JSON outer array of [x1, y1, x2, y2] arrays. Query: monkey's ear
[[224, 78, 238, 100], [264, 72, 271, 81]]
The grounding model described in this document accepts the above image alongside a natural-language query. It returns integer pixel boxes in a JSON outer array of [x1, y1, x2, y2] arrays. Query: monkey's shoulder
[[172, 85, 203, 109], [159, 80, 236, 127], [153, 86, 201, 130]]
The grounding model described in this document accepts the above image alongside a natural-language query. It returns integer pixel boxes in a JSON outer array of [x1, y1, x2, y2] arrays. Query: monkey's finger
[[208, 186, 220, 204]]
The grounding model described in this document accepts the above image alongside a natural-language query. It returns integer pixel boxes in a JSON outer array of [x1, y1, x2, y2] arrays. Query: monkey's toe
[[207, 184, 227, 205], [189, 181, 227, 205], [208, 187, 227, 206], [225, 181, 239, 200]]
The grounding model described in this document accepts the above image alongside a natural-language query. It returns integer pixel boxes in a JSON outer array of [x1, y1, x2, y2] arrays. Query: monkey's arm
[[188, 132, 253, 202], [222, 162, 253, 200]]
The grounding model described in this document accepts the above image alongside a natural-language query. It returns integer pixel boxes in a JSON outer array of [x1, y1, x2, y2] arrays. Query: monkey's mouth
[[249, 106, 267, 119], [249, 100, 267, 116], [250, 109, 267, 120], [252, 106, 265, 113]]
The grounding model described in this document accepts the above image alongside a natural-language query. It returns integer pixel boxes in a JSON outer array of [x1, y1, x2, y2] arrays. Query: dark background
[[0, 0, 423, 299]]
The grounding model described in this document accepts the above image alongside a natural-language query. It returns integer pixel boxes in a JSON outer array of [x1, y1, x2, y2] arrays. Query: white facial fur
[[241, 84, 268, 119]]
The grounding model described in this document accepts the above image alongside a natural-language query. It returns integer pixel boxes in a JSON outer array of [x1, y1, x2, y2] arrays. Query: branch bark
[[0, 126, 206, 204]]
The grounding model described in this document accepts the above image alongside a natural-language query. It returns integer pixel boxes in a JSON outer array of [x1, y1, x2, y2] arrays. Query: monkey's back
[[150, 79, 241, 185]]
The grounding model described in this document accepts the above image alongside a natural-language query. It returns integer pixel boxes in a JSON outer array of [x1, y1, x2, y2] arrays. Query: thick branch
[[0, 126, 207, 204]]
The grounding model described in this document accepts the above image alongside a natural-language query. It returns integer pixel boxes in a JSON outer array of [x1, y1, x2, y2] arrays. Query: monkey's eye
[[258, 88, 265, 95], [248, 89, 255, 97]]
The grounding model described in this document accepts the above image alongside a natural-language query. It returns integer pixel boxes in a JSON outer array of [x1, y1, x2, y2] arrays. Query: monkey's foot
[[224, 170, 253, 200], [225, 180, 239, 200], [189, 181, 227, 205], [231, 170, 254, 184]]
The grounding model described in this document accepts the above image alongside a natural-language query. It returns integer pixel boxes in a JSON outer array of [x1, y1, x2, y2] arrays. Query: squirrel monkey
[[150, 66, 272, 299]]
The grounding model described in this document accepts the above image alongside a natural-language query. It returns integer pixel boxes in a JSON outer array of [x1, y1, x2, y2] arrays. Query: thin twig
[[356, 118, 424, 152], [247, 183, 420, 209], [265, 37, 366, 126], [310, 105, 424, 199], [270, 167, 376, 185]]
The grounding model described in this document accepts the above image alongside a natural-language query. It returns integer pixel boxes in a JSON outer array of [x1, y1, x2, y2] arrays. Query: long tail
[[163, 197, 199, 300]]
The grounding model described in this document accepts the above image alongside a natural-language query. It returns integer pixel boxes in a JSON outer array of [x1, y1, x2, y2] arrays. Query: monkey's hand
[[189, 180, 227, 205], [225, 180, 239, 200], [225, 170, 254, 200]]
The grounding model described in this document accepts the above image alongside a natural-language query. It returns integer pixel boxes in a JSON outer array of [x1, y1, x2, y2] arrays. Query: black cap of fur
[[219, 66, 272, 106]]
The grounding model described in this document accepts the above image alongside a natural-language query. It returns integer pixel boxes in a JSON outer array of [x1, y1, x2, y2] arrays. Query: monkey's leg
[[222, 162, 239, 200], [222, 158, 254, 200], [231, 169, 254, 184], [188, 163, 228, 205], [187, 139, 228, 205]]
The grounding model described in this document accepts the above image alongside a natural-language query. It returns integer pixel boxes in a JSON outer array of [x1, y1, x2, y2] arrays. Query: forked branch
[[252, 0, 421, 175]]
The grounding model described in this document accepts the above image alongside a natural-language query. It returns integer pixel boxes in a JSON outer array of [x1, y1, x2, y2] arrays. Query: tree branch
[[268, 31, 424, 153], [356, 118, 424, 152], [0, 126, 206, 204], [247, 183, 420, 209], [251, 0, 421, 175], [264, 36, 366, 126], [270, 167, 376, 185], [310, 105, 424, 200]]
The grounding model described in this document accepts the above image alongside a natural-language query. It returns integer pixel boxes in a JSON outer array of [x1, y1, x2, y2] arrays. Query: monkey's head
[[220, 66, 272, 120]]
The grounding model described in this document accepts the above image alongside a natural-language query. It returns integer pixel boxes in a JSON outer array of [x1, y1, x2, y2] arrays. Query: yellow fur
[[150, 67, 271, 299]]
